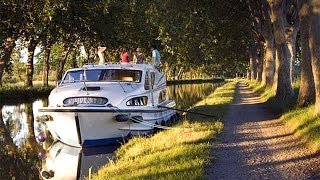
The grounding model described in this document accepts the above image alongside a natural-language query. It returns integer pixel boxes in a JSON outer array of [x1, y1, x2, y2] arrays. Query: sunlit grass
[[281, 105, 320, 152], [91, 81, 238, 180], [244, 79, 275, 101], [1, 81, 56, 88], [186, 81, 237, 121], [0, 84, 53, 100]]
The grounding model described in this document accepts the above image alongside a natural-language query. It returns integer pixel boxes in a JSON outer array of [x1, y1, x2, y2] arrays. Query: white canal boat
[[37, 63, 178, 147]]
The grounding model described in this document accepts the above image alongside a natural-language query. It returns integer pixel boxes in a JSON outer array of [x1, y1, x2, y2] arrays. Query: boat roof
[[66, 63, 157, 72]]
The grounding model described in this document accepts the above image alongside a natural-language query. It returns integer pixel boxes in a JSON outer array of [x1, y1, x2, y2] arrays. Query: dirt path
[[205, 82, 320, 180]]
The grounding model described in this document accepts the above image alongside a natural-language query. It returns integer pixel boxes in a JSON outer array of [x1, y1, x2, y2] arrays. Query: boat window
[[158, 90, 167, 103], [101, 69, 141, 82], [144, 72, 155, 90], [62, 69, 142, 83], [126, 96, 148, 106], [63, 70, 84, 82], [63, 97, 108, 106]]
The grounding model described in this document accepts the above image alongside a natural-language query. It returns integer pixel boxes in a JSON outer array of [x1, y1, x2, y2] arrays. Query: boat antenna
[[83, 68, 89, 95], [118, 81, 126, 93]]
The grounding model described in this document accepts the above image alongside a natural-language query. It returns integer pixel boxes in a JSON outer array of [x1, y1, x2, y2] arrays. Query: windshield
[[62, 69, 142, 83]]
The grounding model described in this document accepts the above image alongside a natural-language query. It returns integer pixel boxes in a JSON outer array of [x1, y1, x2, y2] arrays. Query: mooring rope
[[108, 104, 191, 130], [157, 105, 217, 119]]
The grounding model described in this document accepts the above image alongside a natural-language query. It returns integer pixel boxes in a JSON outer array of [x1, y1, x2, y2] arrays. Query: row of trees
[[244, 0, 320, 114], [3, 0, 319, 113], [0, 0, 250, 86]]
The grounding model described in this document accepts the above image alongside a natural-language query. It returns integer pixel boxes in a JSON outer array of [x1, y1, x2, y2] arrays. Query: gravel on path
[[205, 82, 320, 180]]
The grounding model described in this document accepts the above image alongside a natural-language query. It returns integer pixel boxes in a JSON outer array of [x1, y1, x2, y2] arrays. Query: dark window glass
[[63, 69, 142, 83]]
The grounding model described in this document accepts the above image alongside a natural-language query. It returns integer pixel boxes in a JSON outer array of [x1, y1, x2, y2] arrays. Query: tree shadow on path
[[205, 82, 320, 180]]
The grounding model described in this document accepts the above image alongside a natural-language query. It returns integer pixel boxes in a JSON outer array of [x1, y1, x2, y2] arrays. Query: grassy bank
[[0, 85, 54, 105], [167, 78, 225, 85], [246, 80, 320, 152], [281, 105, 320, 152], [91, 81, 237, 180]]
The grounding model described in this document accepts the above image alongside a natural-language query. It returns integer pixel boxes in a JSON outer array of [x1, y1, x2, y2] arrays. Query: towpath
[[205, 82, 320, 179]]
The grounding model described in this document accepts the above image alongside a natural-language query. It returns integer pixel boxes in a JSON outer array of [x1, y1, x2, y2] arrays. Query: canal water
[[0, 82, 222, 179]]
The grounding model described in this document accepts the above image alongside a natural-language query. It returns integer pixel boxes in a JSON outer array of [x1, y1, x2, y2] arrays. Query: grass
[[91, 81, 238, 180], [281, 106, 320, 152], [0, 85, 54, 105], [1, 81, 56, 87], [244, 79, 300, 114], [244, 80, 275, 101], [245, 79, 320, 152], [0, 81, 55, 104], [167, 78, 225, 85]]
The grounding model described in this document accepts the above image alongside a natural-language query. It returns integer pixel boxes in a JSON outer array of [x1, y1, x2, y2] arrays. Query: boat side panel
[[77, 112, 130, 146], [44, 112, 80, 146]]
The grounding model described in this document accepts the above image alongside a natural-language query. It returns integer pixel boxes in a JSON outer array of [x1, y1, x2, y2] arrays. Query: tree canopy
[[0, 0, 252, 84], [2, 0, 320, 114]]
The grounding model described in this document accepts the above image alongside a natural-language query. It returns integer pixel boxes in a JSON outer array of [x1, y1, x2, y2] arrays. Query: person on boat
[[97, 46, 106, 65], [120, 48, 130, 63], [151, 44, 161, 69], [133, 47, 145, 64]]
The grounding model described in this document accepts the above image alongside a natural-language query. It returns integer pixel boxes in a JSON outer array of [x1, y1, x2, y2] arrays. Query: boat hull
[[38, 107, 177, 147]]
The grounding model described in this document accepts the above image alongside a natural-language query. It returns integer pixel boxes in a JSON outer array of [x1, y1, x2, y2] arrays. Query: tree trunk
[[268, 0, 294, 101], [70, 51, 77, 68], [284, 0, 300, 84], [298, 0, 315, 107], [259, 0, 275, 88], [86, 47, 95, 64], [256, 41, 263, 82], [56, 47, 71, 81], [285, 27, 299, 83], [177, 67, 184, 80], [249, 38, 257, 81], [257, 52, 263, 82], [25, 103, 40, 151], [309, 0, 320, 114], [248, 52, 253, 80], [25, 38, 38, 87], [0, 37, 15, 87], [262, 35, 275, 87], [42, 45, 52, 87], [272, 50, 279, 91]]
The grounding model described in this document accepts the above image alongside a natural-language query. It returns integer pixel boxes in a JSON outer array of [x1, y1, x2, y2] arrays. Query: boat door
[[145, 69, 156, 106]]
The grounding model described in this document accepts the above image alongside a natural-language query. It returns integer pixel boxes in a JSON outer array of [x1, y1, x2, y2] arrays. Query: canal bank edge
[[91, 80, 238, 180], [0, 79, 224, 105]]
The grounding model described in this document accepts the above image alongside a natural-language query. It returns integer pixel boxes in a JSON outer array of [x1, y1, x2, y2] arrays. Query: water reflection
[[0, 82, 221, 179], [0, 103, 41, 179], [167, 83, 221, 110], [40, 141, 117, 180]]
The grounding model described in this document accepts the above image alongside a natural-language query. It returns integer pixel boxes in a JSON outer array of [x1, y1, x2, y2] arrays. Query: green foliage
[[49, 42, 66, 71], [1, 0, 253, 84]]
